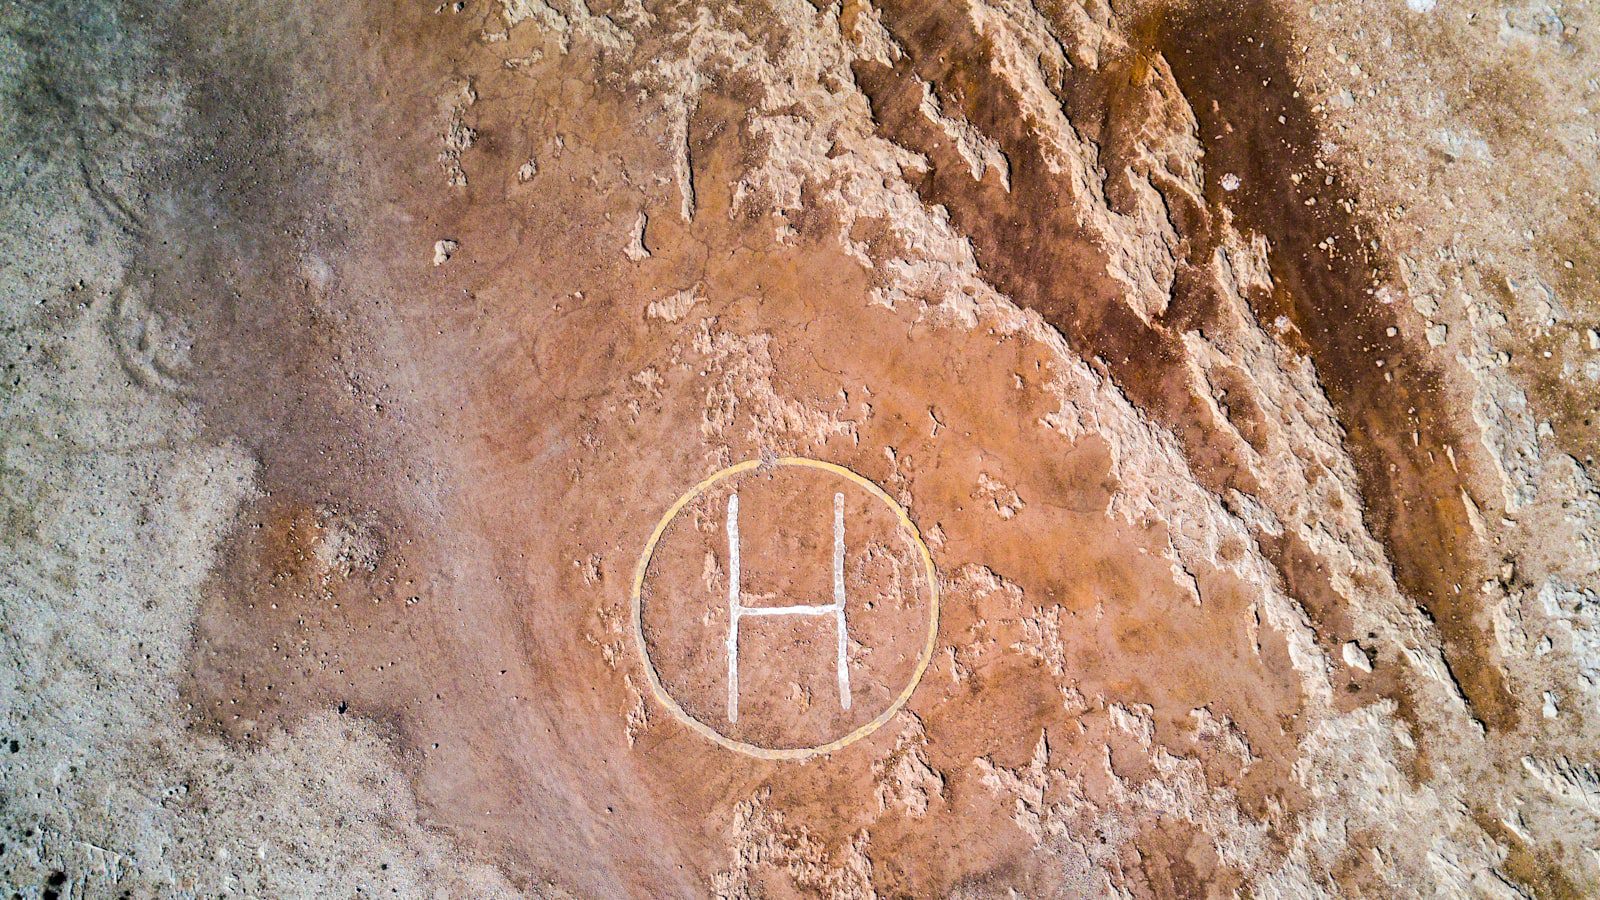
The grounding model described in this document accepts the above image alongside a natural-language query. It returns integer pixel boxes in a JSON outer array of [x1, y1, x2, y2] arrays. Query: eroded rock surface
[[2, 0, 1597, 895]]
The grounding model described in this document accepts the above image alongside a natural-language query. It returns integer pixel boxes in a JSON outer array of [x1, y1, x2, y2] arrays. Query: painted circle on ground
[[631, 457, 940, 760]]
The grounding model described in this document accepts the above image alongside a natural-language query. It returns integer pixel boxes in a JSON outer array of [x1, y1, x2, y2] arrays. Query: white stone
[[1342, 640, 1374, 673]]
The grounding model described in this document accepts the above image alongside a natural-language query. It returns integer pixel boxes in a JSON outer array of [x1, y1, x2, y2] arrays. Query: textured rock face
[[2, 0, 1597, 896]]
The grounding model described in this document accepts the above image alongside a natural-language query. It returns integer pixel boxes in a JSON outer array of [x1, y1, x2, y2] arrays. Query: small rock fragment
[[625, 212, 651, 261], [1342, 640, 1373, 673], [433, 239, 459, 266], [646, 289, 700, 322]]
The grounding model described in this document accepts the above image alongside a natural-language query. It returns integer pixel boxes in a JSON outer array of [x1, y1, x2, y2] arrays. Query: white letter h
[[725, 491, 850, 723]]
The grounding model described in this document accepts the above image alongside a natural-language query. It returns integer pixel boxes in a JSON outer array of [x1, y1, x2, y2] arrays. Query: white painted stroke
[[724, 490, 852, 723], [726, 492, 741, 723], [834, 491, 851, 710]]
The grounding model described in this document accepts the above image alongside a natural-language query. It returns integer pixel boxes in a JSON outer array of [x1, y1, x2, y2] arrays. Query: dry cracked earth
[[2, 0, 1599, 896]]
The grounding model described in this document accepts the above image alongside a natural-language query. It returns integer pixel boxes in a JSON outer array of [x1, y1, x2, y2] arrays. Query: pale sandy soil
[[1, 0, 1597, 896]]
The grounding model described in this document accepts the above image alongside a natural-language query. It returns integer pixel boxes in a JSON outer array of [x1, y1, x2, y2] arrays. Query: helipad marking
[[723, 490, 852, 724], [631, 457, 940, 761]]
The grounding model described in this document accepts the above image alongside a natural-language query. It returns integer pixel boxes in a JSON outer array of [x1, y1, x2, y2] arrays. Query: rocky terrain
[[2, 0, 1598, 895]]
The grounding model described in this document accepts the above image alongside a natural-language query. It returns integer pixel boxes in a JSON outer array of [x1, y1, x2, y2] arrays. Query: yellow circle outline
[[631, 457, 940, 761]]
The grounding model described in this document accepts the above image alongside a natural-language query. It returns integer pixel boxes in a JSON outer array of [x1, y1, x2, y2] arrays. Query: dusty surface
[[2, 0, 1599, 895]]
